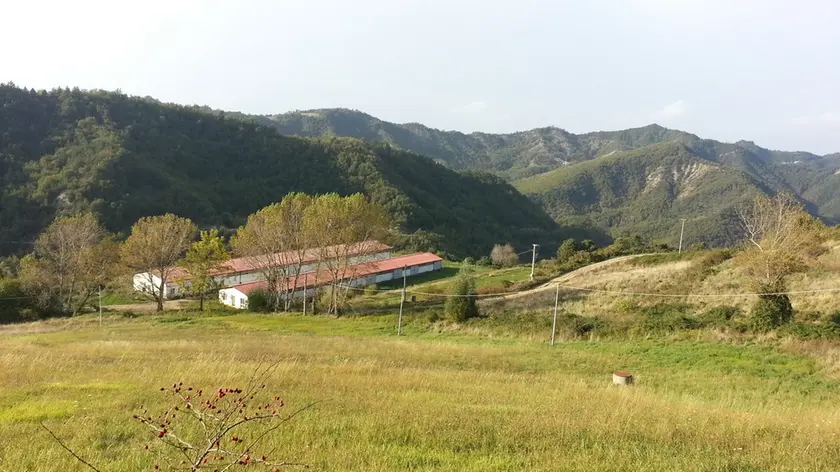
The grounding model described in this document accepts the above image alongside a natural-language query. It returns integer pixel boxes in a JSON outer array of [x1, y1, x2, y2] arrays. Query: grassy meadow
[[3, 309, 840, 471]]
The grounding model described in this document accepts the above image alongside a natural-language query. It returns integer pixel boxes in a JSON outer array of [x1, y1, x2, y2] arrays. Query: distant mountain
[[257, 108, 840, 246], [0, 85, 589, 259], [257, 108, 838, 178], [515, 141, 840, 247]]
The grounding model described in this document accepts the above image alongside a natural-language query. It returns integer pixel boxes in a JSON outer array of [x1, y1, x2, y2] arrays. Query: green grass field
[[2, 310, 840, 471]]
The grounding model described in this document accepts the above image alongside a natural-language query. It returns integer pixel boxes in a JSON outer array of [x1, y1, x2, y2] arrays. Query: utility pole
[[397, 265, 407, 336], [550, 284, 560, 346], [678, 218, 687, 254], [98, 285, 102, 327], [530, 244, 539, 281]]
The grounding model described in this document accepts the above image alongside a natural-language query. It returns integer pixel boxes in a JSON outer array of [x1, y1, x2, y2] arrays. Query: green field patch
[[0, 399, 78, 423]]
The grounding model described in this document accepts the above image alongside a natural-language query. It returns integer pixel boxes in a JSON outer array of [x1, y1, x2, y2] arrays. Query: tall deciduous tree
[[179, 229, 230, 311], [277, 193, 314, 310], [736, 194, 822, 329], [19, 213, 119, 316], [304, 193, 389, 315], [121, 214, 196, 312], [232, 195, 312, 311]]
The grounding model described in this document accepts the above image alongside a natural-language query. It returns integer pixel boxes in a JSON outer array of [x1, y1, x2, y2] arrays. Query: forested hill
[[515, 142, 840, 247], [0, 84, 585, 259], [260, 108, 840, 247]]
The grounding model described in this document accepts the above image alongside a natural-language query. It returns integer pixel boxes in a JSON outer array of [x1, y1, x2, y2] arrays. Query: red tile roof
[[225, 252, 443, 296], [165, 241, 392, 280]]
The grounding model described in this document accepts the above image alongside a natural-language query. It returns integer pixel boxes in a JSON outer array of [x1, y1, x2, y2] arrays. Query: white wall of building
[[136, 249, 393, 300], [220, 258, 440, 310]]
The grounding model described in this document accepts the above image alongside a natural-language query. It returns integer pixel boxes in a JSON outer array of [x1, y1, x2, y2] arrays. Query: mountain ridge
[[255, 108, 840, 246], [257, 108, 838, 181]]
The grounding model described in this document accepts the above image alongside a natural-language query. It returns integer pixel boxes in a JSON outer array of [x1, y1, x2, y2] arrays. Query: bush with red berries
[[132, 365, 310, 471]]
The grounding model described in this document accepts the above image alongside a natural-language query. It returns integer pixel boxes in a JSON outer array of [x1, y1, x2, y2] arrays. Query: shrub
[[247, 288, 272, 313], [750, 294, 793, 332], [778, 323, 840, 340], [636, 303, 699, 334], [555, 313, 603, 338], [798, 311, 822, 323], [613, 298, 640, 314], [476, 284, 505, 296], [445, 270, 479, 322], [0, 277, 46, 324], [697, 305, 741, 328], [476, 256, 492, 267], [462, 257, 476, 265]]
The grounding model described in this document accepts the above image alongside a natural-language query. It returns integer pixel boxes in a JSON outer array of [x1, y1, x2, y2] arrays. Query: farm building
[[132, 241, 392, 299], [218, 252, 443, 309]]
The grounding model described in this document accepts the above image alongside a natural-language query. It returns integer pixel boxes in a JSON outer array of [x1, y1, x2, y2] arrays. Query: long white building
[[218, 252, 444, 309], [132, 241, 393, 299]]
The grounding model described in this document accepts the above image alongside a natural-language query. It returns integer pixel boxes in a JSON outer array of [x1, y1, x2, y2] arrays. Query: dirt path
[[487, 254, 648, 300], [107, 299, 193, 313]]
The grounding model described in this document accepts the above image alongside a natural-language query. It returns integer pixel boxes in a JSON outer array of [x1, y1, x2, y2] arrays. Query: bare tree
[[20, 213, 119, 315], [122, 214, 197, 312], [736, 193, 822, 328], [490, 244, 518, 268], [232, 204, 293, 311]]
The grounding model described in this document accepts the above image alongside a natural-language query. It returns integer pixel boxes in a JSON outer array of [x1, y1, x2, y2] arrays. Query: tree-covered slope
[[514, 143, 784, 247], [0, 85, 577, 258]]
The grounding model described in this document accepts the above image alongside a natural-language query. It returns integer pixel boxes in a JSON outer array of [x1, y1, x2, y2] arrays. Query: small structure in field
[[612, 371, 634, 386]]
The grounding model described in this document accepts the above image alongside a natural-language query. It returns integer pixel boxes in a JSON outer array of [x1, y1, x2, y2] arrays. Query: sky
[[2, 0, 839, 154]]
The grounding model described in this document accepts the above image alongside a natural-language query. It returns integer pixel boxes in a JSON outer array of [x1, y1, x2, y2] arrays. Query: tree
[[556, 238, 578, 262], [607, 235, 647, 256], [276, 193, 315, 310], [445, 268, 479, 322], [122, 214, 197, 312], [19, 213, 119, 316], [304, 193, 389, 315], [232, 193, 314, 312], [490, 244, 518, 268], [736, 194, 822, 330], [232, 203, 290, 311], [178, 230, 230, 311], [579, 240, 597, 252]]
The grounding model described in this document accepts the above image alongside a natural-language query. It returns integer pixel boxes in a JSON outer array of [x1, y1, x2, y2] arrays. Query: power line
[[328, 279, 840, 299]]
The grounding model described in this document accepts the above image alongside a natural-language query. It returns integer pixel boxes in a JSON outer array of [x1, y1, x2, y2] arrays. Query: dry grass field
[[2, 311, 840, 471]]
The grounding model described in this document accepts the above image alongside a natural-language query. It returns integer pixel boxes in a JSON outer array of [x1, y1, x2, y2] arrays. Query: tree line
[[0, 192, 387, 323]]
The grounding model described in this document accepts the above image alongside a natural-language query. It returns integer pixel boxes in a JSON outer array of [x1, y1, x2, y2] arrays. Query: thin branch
[[41, 422, 102, 472], [220, 401, 320, 472]]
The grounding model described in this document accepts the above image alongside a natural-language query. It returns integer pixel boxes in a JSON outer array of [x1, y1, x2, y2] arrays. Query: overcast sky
[[2, 0, 839, 153]]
